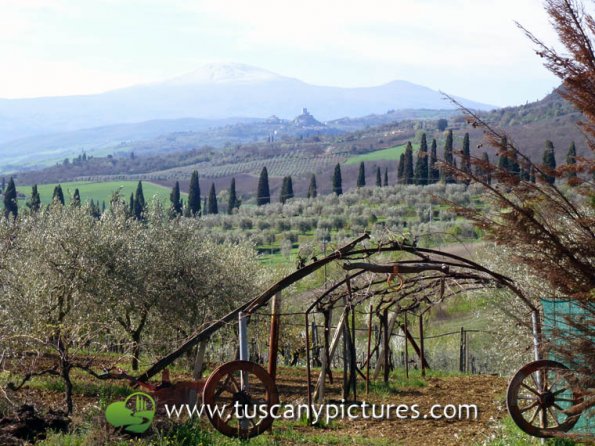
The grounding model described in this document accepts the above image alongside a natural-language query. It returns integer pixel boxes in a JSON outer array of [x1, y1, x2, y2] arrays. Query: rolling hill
[[0, 63, 497, 170]]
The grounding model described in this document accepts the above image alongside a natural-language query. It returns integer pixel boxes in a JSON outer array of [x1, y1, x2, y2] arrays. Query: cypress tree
[[27, 184, 41, 212], [52, 184, 65, 205], [461, 133, 472, 183], [102, 201, 106, 212], [280, 176, 294, 203], [520, 167, 530, 182], [170, 181, 182, 217], [202, 197, 208, 215], [188, 170, 201, 216], [3, 177, 17, 219], [404, 142, 414, 184], [397, 153, 405, 184], [442, 130, 454, 183], [89, 199, 101, 219], [257, 167, 270, 206], [286, 176, 294, 200], [1, 177, 5, 194], [429, 138, 439, 183], [207, 183, 218, 214], [332, 163, 342, 195], [542, 140, 557, 185], [415, 133, 428, 185], [357, 162, 366, 187], [307, 174, 317, 198], [134, 181, 145, 220], [375, 167, 382, 187], [129, 193, 134, 215], [280, 177, 288, 203], [566, 141, 577, 181], [71, 188, 81, 207], [483, 152, 492, 185], [383, 167, 388, 186], [509, 149, 521, 179], [529, 165, 536, 183], [228, 177, 239, 213], [498, 136, 509, 172]]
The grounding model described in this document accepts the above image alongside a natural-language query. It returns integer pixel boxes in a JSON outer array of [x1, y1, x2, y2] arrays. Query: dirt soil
[[272, 367, 508, 446]]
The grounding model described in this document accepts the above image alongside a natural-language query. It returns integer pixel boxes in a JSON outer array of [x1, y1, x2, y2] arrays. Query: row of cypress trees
[[394, 131, 574, 186], [0, 137, 579, 219], [168, 170, 239, 217]]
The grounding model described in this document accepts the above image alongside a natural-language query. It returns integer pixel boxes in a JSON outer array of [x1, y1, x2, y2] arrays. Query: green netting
[[540, 298, 594, 434]]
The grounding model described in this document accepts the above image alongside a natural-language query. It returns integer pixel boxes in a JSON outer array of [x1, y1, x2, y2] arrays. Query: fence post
[[459, 327, 465, 372], [465, 330, 469, 373]]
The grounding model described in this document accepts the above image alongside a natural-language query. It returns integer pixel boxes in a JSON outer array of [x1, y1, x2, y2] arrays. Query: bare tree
[[442, 0, 594, 426]]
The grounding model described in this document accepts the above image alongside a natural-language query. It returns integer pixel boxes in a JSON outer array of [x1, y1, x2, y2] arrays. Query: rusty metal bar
[[366, 304, 373, 394], [305, 312, 312, 424], [419, 314, 426, 378], [404, 312, 409, 379], [383, 309, 389, 383]]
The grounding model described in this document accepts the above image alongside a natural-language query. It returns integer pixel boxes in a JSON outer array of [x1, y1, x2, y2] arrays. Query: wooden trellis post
[[268, 292, 282, 380], [383, 309, 390, 383], [342, 298, 350, 400], [238, 312, 250, 431], [314, 308, 346, 402], [373, 311, 398, 381], [192, 339, 208, 380]]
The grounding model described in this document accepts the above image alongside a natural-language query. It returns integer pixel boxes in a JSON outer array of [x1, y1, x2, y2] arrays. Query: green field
[[17, 181, 184, 205], [346, 143, 417, 165]]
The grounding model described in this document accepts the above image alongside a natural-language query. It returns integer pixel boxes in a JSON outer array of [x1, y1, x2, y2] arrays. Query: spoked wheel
[[507, 359, 583, 438], [202, 360, 279, 439]]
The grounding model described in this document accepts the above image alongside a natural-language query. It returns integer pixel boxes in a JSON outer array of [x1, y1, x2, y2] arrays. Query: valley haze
[[0, 63, 497, 169]]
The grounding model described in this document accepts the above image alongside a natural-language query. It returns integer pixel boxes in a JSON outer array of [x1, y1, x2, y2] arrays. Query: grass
[[482, 416, 577, 446], [38, 418, 395, 446], [16, 181, 185, 206], [345, 144, 414, 165]]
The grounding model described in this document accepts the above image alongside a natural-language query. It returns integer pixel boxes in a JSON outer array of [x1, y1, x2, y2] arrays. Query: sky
[[0, 0, 575, 106]]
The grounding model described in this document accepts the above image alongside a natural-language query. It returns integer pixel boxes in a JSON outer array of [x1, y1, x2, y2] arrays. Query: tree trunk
[[57, 336, 73, 415], [132, 332, 141, 371]]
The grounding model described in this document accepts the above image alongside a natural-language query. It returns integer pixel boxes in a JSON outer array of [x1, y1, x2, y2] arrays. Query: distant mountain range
[[0, 63, 496, 165]]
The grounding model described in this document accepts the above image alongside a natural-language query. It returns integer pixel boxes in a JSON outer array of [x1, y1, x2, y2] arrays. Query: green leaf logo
[[105, 392, 156, 434]]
